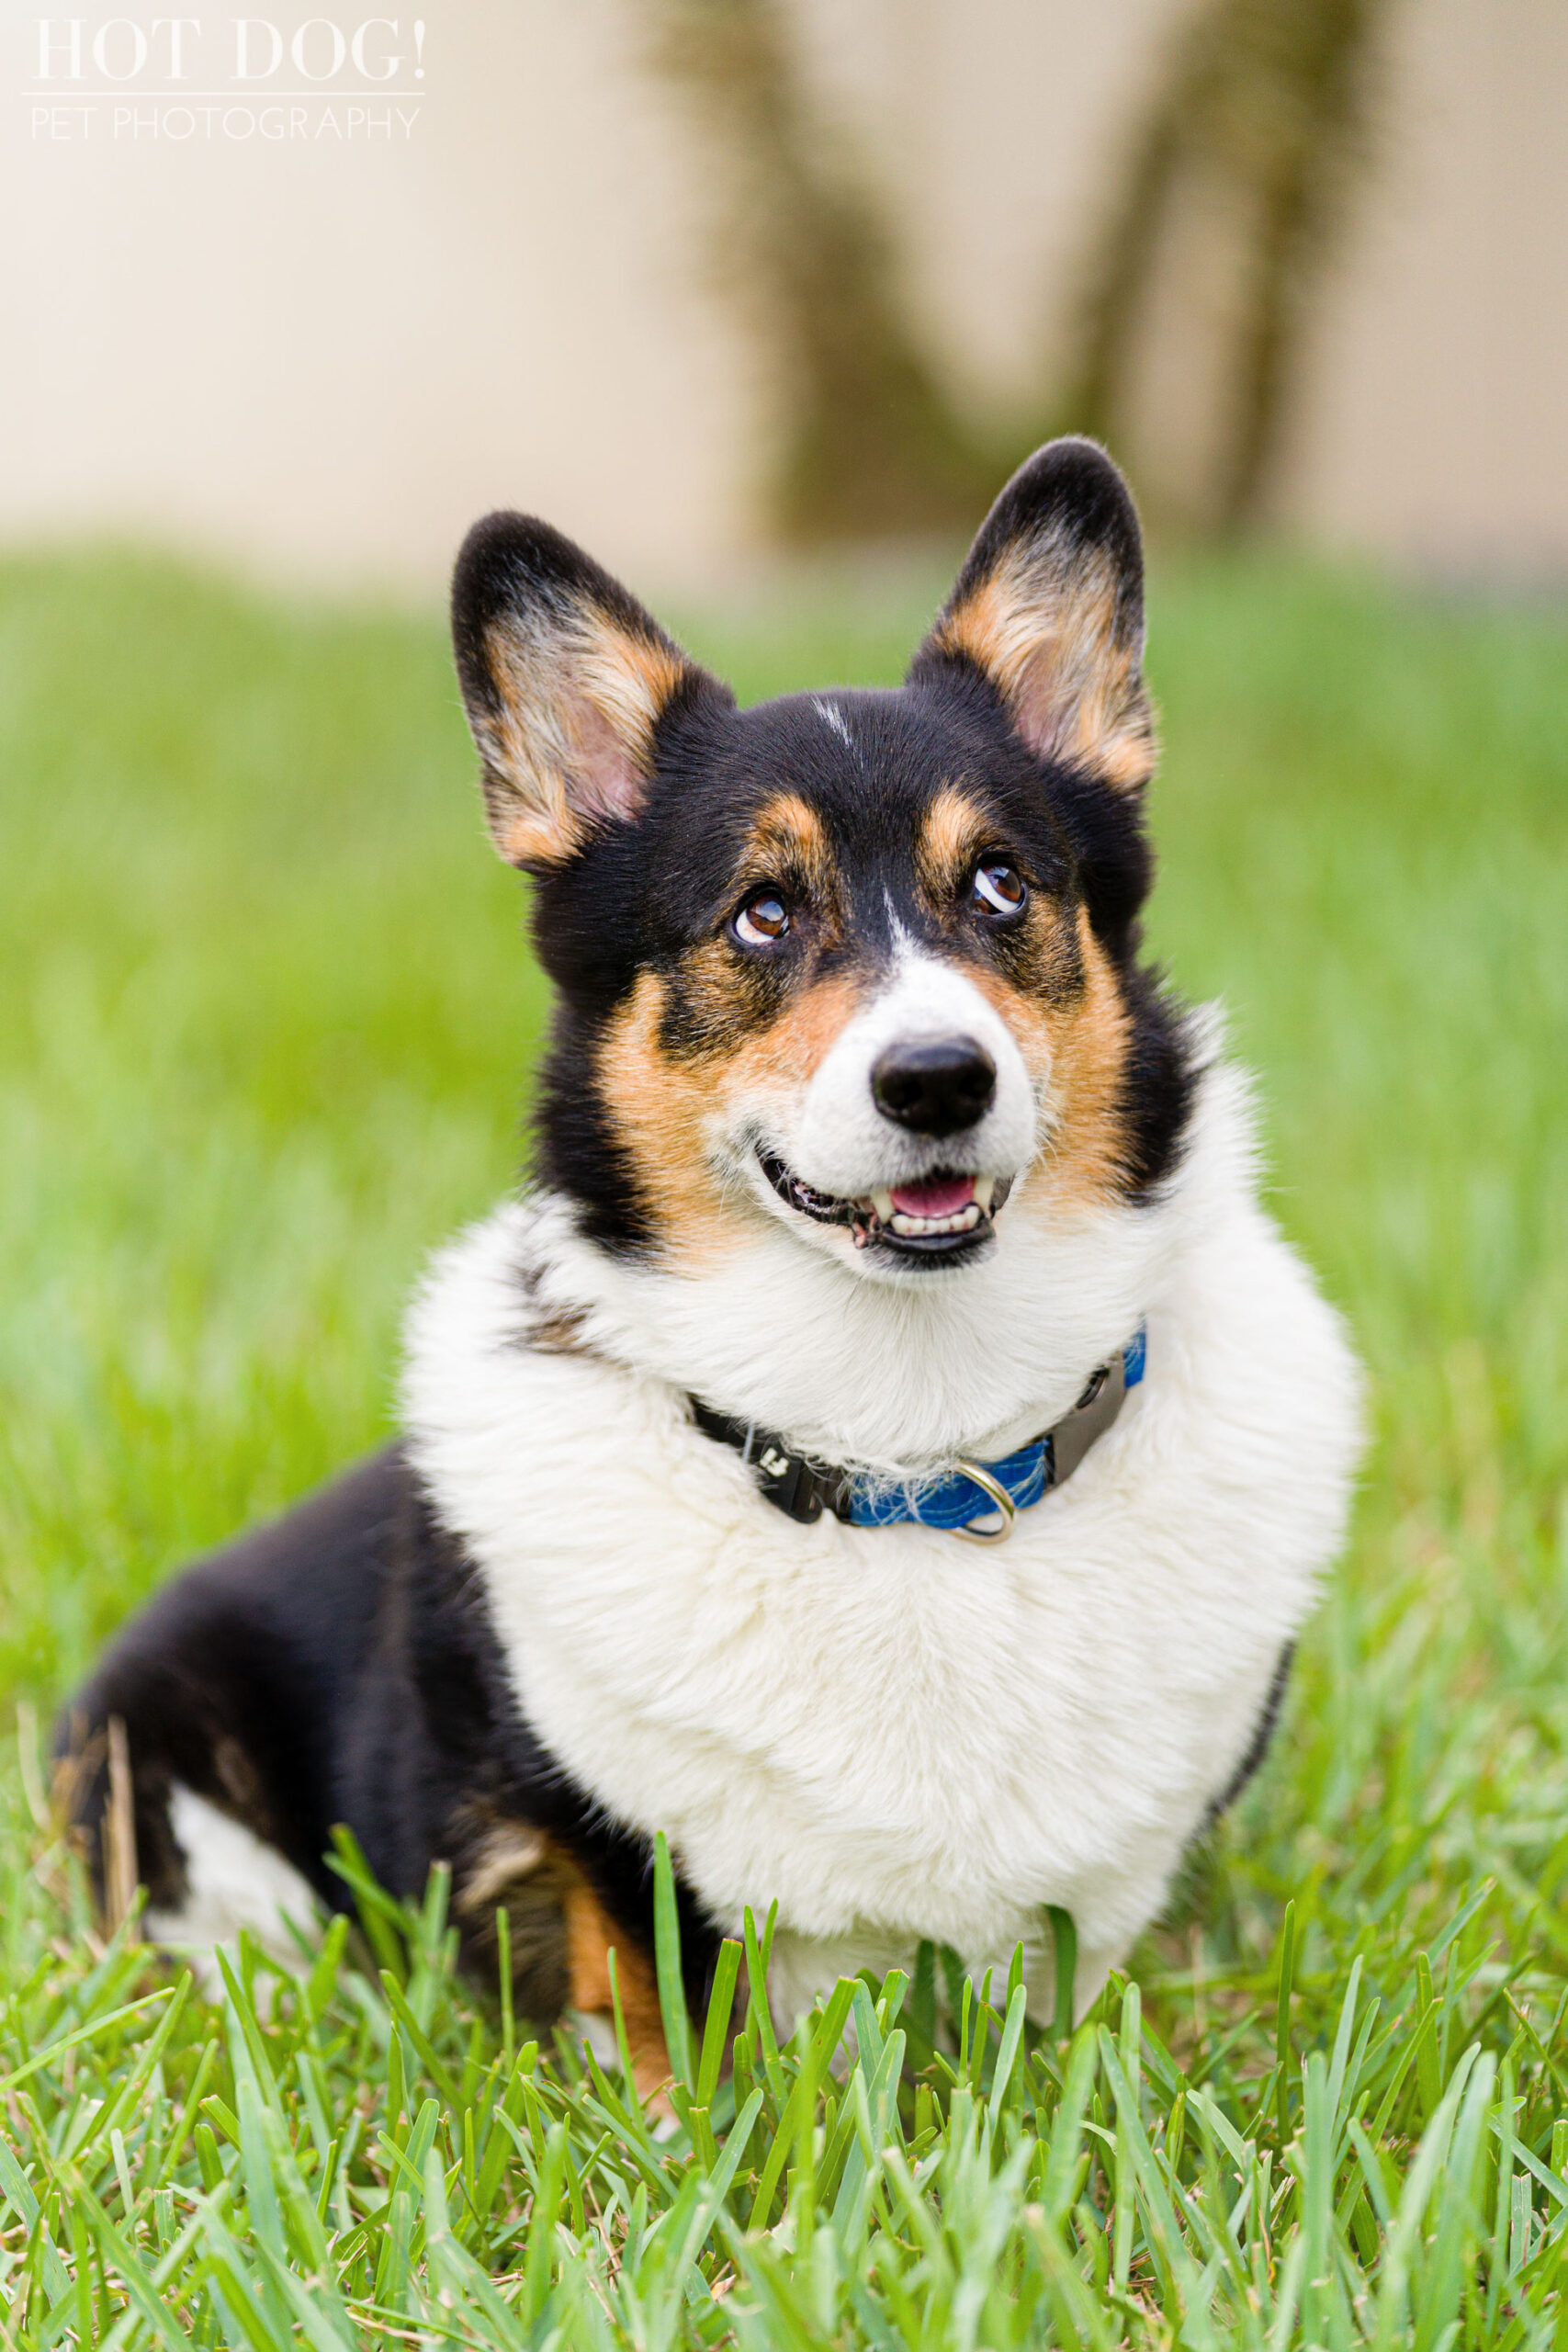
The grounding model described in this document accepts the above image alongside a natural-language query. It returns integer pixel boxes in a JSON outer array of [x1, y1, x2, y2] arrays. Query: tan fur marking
[[596, 965, 873, 1265], [54, 1714, 141, 1941], [611, 628, 687, 724], [590, 794, 852, 1261], [935, 540, 1154, 792], [451, 1817, 576, 2025], [1046, 924, 1137, 1203], [596, 972, 720, 1247], [566, 1878, 672, 2101], [968, 909, 1134, 1208], [476, 608, 687, 867], [456, 1823, 550, 1918], [725, 967, 868, 1093], [528, 1305, 593, 1356], [742, 792, 838, 900], [915, 786, 991, 904]]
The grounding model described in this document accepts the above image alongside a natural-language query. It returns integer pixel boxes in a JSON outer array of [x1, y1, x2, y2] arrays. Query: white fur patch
[[145, 1785, 321, 1988], [813, 697, 855, 752], [403, 1052, 1362, 2028]]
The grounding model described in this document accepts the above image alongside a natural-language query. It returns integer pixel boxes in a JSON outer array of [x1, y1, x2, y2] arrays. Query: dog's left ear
[[909, 438, 1154, 794], [451, 513, 724, 870]]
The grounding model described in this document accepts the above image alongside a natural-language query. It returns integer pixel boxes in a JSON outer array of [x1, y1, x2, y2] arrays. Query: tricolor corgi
[[62, 440, 1360, 2086]]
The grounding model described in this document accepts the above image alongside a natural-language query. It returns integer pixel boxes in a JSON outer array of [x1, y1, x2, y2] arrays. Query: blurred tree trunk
[[641, 0, 1393, 542], [640, 0, 998, 542], [1063, 0, 1393, 534]]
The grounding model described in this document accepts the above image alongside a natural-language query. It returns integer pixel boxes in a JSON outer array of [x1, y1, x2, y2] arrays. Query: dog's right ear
[[451, 514, 725, 870]]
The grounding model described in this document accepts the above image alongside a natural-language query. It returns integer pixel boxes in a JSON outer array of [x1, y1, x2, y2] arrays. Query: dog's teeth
[[974, 1176, 995, 1212], [888, 1204, 984, 1238], [871, 1190, 895, 1222]]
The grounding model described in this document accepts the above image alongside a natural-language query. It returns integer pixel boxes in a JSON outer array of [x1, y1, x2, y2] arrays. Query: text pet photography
[[27, 14, 426, 141]]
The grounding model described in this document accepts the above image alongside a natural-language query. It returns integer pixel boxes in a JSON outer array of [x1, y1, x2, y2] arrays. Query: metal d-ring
[[952, 1459, 1018, 1544]]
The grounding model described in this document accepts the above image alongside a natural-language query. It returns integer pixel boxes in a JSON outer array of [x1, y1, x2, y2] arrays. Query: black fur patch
[[58, 1450, 719, 2019]]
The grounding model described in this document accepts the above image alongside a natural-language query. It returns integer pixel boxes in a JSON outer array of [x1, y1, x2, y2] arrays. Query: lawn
[[0, 540, 1565, 2346]]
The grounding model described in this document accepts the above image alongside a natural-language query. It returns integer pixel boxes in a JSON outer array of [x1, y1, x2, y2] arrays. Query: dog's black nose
[[871, 1036, 997, 1136]]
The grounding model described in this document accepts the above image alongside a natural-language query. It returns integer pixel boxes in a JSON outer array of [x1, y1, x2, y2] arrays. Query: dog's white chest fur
[[404, 1060, 1360, 2023]]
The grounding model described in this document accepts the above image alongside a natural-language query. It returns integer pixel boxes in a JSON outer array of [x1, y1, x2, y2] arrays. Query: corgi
[[60, 440, 1360, 2085]]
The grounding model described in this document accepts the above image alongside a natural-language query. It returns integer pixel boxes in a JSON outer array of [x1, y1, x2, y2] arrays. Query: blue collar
[[690, 1328, 1145, 1545]]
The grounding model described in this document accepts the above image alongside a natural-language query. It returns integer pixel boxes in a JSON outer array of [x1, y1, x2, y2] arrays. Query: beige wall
[[1284, 0, 1568, 576], [6, 0, 1566, 597], [7, 2, 751, 590]]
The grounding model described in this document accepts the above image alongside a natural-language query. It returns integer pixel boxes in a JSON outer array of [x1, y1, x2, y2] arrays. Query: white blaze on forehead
[[881, 885, 910, 946], [813, 697, 855, 752], [785, 946, 1041, 1198]]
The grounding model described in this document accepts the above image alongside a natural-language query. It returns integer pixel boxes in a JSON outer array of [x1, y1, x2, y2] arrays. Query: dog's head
[[451, 439, 1191, 1281]]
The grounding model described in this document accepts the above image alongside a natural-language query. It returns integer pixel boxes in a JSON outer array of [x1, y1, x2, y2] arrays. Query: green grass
[[1, 541, 1566, 2346]]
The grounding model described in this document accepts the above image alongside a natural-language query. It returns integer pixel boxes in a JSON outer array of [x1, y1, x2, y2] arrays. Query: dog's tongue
[[889, 1174, 976, 1218]]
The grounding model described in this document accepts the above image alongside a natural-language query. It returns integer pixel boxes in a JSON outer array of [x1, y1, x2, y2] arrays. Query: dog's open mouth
[[759, 1150, 1013, 1258]]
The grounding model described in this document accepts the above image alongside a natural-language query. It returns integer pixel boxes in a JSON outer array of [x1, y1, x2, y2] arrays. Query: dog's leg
[[564, 1877, 672, 2103], [144, 1782, 322, 1985], [54, 1713, 322, 1991]]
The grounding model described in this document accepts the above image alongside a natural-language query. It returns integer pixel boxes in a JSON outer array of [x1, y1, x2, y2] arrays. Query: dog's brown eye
[[734, 890, 791, 946], [973, 861, 1027, 918]]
